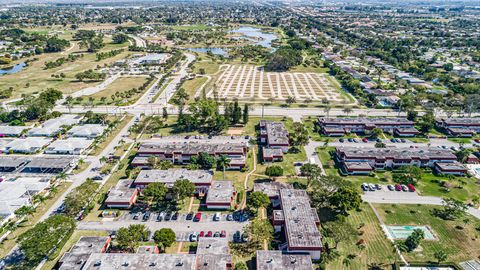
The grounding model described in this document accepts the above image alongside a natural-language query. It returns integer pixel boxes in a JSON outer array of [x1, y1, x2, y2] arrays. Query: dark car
[[233, 231, 241, 242], [348, 138, 354, 142], [395, 184, 402, 191], [172, 212, 179, 220], [186, 212, 194, 220], [133, 212, 140, 220], [213, 231, 220, 237], [143, 211, 151, 221], [339, 138, 345, 143], [165, 211, 172, 221], [390, 138, 396, 142]]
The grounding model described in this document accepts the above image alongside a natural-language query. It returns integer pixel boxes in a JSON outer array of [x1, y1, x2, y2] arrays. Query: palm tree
[[57, 172, 68, 183], [99, 156, 108, 164], [216, 155, 231, 180], [324, 105, 332, 117]]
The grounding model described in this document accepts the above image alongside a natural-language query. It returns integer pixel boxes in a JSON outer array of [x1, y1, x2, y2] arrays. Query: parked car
[[142, 211, 151, 221], [368, 184, 376, 191], [133, 212, 140, 220], [213, 212, 221, 221], [189, 233, 197, 242], [375, 184, 382, 190], [361, 183, 369, 191], [387, 185, 395, 191], [407, 184, 416, 192], [213, 232, 220, 237], [400, 139, 406, 143], [241, 233, 249, 242], [186, 212, 194, 220], [390, 138, 396, 142], [220, 230, 226, 238], [172, 212, 179, 220], [339, 138, 345, 143], [157, 212, 165, 222], [362, 138, 368, 143], [233, 231, 242, 242], [165, 211, 172, 221], [194, 212, 202, 222], [206, 231, 213, 237], [226, 214, 233, 221], [199, 231, 205, 237], [348, 138, 354, 142], [353, 138, 359, 143], [395, 184, 402, 191], [401, 184, 408, 192]]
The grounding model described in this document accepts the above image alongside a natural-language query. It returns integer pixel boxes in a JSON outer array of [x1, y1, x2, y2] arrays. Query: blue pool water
[[0, 62, 26, 75]]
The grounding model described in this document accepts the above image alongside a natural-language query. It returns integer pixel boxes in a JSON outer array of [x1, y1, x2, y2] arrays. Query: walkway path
[[241, 146, 257, 209]]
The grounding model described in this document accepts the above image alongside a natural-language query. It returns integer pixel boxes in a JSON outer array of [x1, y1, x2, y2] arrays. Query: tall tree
[[172, 178, 195, 201], [216, 155, 231, 180], [116, 224, 150, 252], [153, 228, 176, 252]]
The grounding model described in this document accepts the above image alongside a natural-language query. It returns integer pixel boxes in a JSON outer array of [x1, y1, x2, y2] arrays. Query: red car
[[362, 138, 368, 143], [194, 212, 202, 222], [220, 230, 226, 238], [199, 231, 205, 237], [206, 231, 213, 237], [394, 184, 402, 191], [407, 184, 416, 192]]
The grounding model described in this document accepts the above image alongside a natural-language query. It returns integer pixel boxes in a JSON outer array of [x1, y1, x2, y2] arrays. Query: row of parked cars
[[338, 138, 408, 143], [189, 230, 248, 242], [361, 183, 416, 192]]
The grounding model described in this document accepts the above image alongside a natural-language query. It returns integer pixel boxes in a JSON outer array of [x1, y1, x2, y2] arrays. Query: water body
[[187, 47, 229, 57], [0, 62, 26, 75], [229, 26, 278, 49], [186, 26, 278, 56]]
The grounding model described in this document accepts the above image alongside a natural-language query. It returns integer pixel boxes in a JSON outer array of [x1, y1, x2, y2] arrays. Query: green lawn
[[256, 147, 306, 177], [90, 115, 132, 156], [323, 204, 396, 270], [375, 204, 480, 263], [447, 137, 472, 144], [84, 76, 150, 105], [182, 76, 208, 102]]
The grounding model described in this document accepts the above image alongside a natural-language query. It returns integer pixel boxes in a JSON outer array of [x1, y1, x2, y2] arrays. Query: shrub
[[265, 165, 284, 177]]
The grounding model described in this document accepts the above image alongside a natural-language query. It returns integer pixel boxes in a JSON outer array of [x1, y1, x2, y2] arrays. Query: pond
[[0, 62, 26, 75], [186, 26, 278, 56], [229, 26, 278, 49], [187, 47, 229, 57]]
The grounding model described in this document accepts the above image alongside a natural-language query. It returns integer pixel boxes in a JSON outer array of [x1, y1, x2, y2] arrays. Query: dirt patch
[[227, 128, 244, 135]]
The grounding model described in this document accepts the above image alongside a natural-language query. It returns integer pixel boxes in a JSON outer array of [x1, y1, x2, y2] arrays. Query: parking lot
[[361, 184, 443, 205], [119, 210, 247, 223]]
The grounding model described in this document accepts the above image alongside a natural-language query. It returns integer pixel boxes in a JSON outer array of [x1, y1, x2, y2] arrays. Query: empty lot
[[205, 64, 354, 104]]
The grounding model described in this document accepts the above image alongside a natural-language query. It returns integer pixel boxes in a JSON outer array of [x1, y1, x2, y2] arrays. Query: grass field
[[85, 76, 150, 105], [0, 41, 130, 100], [90, 115, 132, 156], [182, 76, 208, 101], [322, 204, 396, 270], [374, 204, 480, 263]]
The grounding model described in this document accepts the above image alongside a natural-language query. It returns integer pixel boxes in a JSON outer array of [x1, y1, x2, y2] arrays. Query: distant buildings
[[134, 169, 213, 193], [259, 120, 290, 162], [437, 118, 480, 137], [335, 147, 457, 175], [256, 250, 313, 270], [57, 236, 233, 270], [104, 180, 138, 209], [68, 124, 107, 139], [133, 141, 248, 169], [28, 114, 82, 137], [318, 117, 418, 137], [272, 189, 323, 260], [205, 181, 235, 210]]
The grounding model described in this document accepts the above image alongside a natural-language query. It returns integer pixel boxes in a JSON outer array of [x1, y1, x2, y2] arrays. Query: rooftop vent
[[122, 262, 129, 266], [267, 258, 273, 263]]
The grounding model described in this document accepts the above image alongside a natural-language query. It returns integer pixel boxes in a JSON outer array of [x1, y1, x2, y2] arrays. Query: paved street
[[153, 53, 196, 105], [39, 116, 137, 222]]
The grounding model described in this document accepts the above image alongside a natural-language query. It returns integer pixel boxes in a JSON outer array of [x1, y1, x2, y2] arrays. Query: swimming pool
[[383, 225, 436, 240]]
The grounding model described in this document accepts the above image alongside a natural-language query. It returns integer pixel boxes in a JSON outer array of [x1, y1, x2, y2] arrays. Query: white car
[[189, 232, 198, 242], [213, 212, 221, 221]]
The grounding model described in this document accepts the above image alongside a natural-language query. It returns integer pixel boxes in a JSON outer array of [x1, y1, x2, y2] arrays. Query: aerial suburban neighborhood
[[0, 0, 479, 270]]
